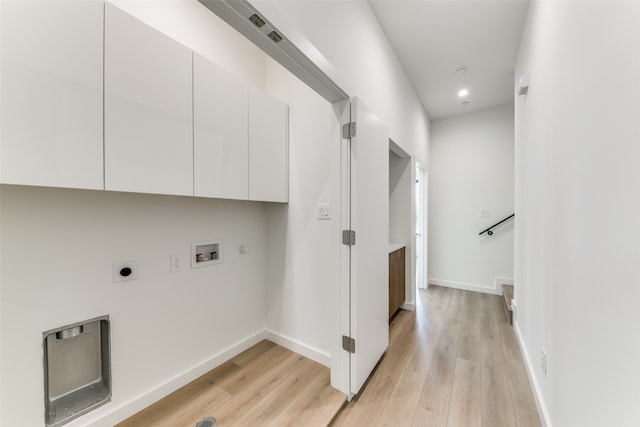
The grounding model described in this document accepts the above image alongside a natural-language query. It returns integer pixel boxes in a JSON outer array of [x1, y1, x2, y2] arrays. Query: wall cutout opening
[[43, 315, 111, 427], [192, 239, 223, 268]]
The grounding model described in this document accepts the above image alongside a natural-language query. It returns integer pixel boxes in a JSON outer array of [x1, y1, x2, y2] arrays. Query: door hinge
[[342, 230, 356, 246], [342, 335, 356, 353], [342, 122, 356, 139]]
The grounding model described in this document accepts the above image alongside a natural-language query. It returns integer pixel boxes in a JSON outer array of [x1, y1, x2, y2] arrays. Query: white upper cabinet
[[193, 53, 249, 200], [0, 1, 104, 190], [249, 88, 289, 203], [104, 4, 193, 197], [1, 2, 288, 201], [194, 55, 288, 203]]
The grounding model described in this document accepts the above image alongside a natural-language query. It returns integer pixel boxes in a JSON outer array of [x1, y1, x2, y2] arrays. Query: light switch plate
[[479, 209, 491, 218], [317, 203, 331, 220]]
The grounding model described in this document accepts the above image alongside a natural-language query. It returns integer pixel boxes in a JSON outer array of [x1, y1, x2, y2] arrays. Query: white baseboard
[[264, 329, 331, 368], [513, 321, 552, 427], [73, 330, 268, 427], [428, 278, 501, 295], [400, 301, 416, 311], [495, 276, 514, 288]]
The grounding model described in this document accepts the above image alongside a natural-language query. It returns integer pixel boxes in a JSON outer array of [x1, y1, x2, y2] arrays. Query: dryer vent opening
[[43, 315, 111, 427]]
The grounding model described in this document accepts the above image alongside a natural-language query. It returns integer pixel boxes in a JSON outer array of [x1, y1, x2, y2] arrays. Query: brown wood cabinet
[[389, 247, 405, 318]]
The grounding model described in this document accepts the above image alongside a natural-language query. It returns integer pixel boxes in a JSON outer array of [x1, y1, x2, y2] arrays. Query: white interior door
[[341, 97, 389, 397]]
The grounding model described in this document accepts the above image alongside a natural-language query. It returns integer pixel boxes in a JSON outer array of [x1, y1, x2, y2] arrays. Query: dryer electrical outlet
[[113, 261, 138, 283]]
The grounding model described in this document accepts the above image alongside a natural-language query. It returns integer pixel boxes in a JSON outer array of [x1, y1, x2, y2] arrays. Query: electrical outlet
[[170, 253, 184, 273], [113, 261, 138, 283], [541, 348, 547, 375]]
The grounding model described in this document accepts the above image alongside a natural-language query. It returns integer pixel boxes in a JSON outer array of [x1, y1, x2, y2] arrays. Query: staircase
[[502, 284, 514, 325]]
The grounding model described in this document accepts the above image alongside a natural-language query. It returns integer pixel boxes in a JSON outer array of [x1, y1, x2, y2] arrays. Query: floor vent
[[195, 416, 217, 427]]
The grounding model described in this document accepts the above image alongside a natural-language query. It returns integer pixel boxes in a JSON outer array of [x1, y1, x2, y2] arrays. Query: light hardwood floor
[[116, 340, 345, 427], [330, 286, 541, 427], [118, 286, 540, 427]]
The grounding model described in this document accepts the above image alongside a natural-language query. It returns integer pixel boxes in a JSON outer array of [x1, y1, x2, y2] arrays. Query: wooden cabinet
[[0, 1, 104, 190], [104, 4, 193, 197], [249, 87, 289, 203], [193, 53, 249, 200], [389, 247, 406, 318]]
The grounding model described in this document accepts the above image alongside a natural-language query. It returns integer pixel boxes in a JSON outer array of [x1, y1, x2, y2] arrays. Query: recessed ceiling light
[[458, 89, 469, 97]]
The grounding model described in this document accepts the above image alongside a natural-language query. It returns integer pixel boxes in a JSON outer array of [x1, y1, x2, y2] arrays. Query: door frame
[[415, 163, 428, 289]]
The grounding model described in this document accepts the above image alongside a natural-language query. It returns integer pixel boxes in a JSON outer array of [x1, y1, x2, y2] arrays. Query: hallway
[[331, 286, 541, 426], [116, 286, 540, 426]]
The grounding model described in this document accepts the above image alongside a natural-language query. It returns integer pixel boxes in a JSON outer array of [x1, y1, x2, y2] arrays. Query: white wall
[[0, 186, 267, 427], [252, 0, 431, 352], [109, 0, 267, 89], [251, 0, 433, 388], [515, 2, 640, 426], [428, 105, 514, 294], [1, 0, 433, 423], [0, 2, 274, 426], [253, 0, 430, 165], [263, 58, 342, 369], [389, 150, 411, 247]]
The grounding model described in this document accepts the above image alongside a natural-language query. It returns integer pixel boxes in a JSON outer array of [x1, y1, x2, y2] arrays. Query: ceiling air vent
[[248, 13, 265, 28], [267, 31, 282, 43]]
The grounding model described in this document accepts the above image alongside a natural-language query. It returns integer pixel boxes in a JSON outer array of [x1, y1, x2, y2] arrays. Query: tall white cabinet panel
[[248, 88, 289, 203], [193, 54, 249, 200], [104, 4, 193, 196], [0, 1, 104, 190]]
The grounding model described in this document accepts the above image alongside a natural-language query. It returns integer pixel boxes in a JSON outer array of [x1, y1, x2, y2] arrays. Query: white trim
[[415, 162, 428, 291], [495, 276, 514, 288], [336, 100, 352, 397], [428, 278, 501, 295], [264, 329, 331, 368], [513, 321, 552, 427], [70, 330, 268, 427], [400, 301, 416, 311]]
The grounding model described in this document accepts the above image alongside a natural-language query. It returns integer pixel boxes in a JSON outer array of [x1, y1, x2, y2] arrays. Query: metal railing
[[479, 214, 515, 236]]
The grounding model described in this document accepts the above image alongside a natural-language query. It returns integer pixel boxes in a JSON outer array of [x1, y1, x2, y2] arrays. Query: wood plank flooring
[[330, 286, 541, 427], [117, 285, 540, 426], [116, 340, 345, 427]]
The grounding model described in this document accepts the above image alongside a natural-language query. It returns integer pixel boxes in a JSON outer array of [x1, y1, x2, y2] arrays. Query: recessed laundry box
[[43, 315, 111, 427]]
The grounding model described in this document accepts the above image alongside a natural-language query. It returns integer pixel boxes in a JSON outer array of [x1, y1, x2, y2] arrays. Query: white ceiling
[[369, 0, 530, 120]]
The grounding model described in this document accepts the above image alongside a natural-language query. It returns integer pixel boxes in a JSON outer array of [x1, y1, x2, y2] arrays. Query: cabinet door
[[193, 54, 249, 200], [248, 88, 288, 202], [397, 248, 406, 309], [389, 248, 406, 318], [0, 1, 104, 190], [389, 253, 395, 317], [104, 4, 193, 196]]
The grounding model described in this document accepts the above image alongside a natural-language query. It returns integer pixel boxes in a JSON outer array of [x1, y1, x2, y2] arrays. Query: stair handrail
[[479, 213, 515, 236]]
